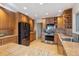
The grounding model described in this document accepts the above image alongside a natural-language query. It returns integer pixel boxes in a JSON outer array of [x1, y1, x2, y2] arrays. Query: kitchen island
[[0, 35, 18, 46], [57, 33, 79, 56]]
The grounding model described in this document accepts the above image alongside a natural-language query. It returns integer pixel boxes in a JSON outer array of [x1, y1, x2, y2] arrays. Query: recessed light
[[40, 3, 44, 5], [24, 7, 27, 10], [46, 13, 48, 15], [58, 10, 62, 12]]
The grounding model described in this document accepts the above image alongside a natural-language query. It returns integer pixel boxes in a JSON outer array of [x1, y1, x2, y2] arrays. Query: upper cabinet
[[29, 18, 34, 32], [16, 12, 35, 32], [63, 8, 72, 29], [21, 14, 28, 23], [45, 17, 57, 25], [57, 16, 64, 29], [0, 7, 16, 35], [57, 8, 72, 35], [17, 12, 29, 23], [46, 17, 55, 24]]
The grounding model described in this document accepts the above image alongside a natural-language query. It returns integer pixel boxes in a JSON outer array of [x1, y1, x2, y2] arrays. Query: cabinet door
[[0, 40, 2, 46], [0, 9, 9, 29], [2, 36, 18, 45], [30, 32, 35, 42], [8, 12, 16, 32], [29, 19, 34, 31], [58, 44, 64, 55], [30, 33, 34, 42]]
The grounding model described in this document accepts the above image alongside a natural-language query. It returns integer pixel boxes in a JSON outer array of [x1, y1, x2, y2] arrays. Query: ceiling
[[1, 3, 75, 19]]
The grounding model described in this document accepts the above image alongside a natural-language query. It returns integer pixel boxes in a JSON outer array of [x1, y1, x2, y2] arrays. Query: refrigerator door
[[18, 22, 30, 46]]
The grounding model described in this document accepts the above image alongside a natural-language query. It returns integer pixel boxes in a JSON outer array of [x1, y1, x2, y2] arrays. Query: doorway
[[37, 23, 43, 39]]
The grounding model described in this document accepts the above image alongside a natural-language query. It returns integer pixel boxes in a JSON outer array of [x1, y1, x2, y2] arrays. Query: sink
[[62, 38, 72, 42], [60, 33, 79, 43], [0, 33, 6, 37], [0, 34, 5, 37], [72, 39, 79, 42], [60, 34, 73, 42], [62, 37, 79, 42]]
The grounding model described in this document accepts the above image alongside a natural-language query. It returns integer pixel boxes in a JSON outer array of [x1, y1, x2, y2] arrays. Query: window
[[76, 13, 79, 32]]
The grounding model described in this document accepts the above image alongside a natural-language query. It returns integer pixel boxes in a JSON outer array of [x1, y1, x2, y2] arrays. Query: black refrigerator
[[18, 22, 30, 46]]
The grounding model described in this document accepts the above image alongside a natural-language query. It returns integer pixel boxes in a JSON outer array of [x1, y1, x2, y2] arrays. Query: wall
[[72, 4, 79, 34], [35, 19, 42, 39], [36, 23, 42, 38], [71, 4, 79, 40], [42, 19, 46, 30]]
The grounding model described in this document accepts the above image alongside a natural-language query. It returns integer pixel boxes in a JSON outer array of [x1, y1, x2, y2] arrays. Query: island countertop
[[57, 33, 79, 56], [63, 41, 79, 56]]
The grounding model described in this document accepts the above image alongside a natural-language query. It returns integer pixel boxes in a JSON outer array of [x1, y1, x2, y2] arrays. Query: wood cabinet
[[29, 19, 34, 32], [43, 17, 57, 28], [58, 44, 65, 55], [57, 39, 66, 55], [30, 32, 36, 42], [63, 8, 72, 29], [46, 18, 54, 24], [17, 12, 29, 23], [0, 40, 2, 45], [0, 7, 16, 35], [57, 16, 65, 29], [0, 35, 18, 46], [29, 18, 35, 42], [55, 34, 66, 55]]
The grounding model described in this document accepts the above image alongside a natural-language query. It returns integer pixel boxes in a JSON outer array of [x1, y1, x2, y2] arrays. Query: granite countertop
[[58, 33, 79, 56], [0, 43, 59, 56], [63, 41, 79, 56], [30, 31, 35, 34], [0, 34, 17, 39]]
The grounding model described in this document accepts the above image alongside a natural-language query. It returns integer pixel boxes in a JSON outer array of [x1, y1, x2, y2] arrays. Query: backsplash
[[0, 29, 14, 36], [57, 28, 79, 42], [56, 28, 72, 36], [72, 33, 79, 42]]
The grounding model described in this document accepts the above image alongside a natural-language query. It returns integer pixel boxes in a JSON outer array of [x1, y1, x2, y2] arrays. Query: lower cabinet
[[0, 40, 2, 45], [0, 35, 18, 46], [56, 34, 67, 55], [30, 32, 36, 42], [57, 44, 66, 55]]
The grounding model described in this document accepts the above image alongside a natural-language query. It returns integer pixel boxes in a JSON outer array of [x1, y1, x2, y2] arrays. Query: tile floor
[[29, 39, 60, 56], [0, 39, 61, 56]]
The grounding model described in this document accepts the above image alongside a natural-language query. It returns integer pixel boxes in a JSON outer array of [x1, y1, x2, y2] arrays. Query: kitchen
[[0, 3, 79, 56]]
